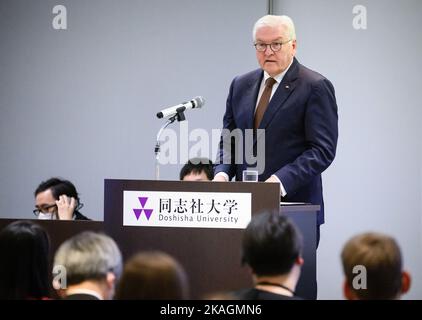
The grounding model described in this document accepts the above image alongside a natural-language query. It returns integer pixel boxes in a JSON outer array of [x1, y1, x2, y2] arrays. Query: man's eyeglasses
[[33, 204, 57, 216], [33, 202, 84, 217], [254, 39, 292, 52]]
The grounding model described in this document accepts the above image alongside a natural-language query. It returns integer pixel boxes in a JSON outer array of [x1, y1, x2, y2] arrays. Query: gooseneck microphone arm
[[154, 110, 185, 180], [155, 96, 204, 180]]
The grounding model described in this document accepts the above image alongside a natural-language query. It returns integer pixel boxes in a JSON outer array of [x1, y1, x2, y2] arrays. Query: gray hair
[[54, 231, 122, 285], [252, 15, 296, 42]]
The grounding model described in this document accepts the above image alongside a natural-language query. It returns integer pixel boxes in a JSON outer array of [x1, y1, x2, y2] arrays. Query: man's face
[[182, 171, 210, 181], [255, 25, 296, 77], [35, 188, 57, 215]]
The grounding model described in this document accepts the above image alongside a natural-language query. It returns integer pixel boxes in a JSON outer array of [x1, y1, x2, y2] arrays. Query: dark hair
[[0, 221, 50, 299], [34, 177, 80, 203], [241, 212, 302, 276], [179, 158, 214, 180], [341, 232, 403, 300], [115, 251, 189, 300]]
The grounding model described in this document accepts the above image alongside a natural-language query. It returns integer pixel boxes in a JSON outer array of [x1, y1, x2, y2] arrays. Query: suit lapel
[[258, 58, 299, 130], [243, 71, 263, 129]]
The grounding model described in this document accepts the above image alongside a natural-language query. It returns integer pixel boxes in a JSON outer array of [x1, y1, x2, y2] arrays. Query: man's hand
[[265, 175, 286, 197], [56, 195, 77, 220], [265, 176, 279, 183]]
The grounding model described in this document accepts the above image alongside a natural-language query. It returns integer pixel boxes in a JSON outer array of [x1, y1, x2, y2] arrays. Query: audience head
[[53, 231, 122, 300], [180, 157, 214, 181], [242, 212, 303, 278], [0, 221, 50, 299], [34, 177, 84, 220], [341, 232, 411, 300], [115, 251, 189, 300]]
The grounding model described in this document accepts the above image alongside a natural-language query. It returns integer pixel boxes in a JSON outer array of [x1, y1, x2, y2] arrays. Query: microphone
[[156, 96, 205, 119]]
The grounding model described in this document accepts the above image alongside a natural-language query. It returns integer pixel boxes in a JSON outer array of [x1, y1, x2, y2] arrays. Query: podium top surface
[[280, 204, 320, 213]]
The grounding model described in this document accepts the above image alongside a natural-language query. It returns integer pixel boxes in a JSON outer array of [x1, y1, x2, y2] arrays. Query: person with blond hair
[[341, 232, 411, 300]]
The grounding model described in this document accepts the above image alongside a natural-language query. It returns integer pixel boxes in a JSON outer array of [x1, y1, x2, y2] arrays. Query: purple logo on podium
[[133, 197, 153, 221]]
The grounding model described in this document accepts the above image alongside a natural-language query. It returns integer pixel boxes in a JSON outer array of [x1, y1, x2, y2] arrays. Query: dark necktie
[[254, 77, 277, 130]]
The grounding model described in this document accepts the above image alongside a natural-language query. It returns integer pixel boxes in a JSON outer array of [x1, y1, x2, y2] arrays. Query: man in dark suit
[[214, 15, 338, 242], [34, 177, 90, 220], [234, 212, 304, 300]]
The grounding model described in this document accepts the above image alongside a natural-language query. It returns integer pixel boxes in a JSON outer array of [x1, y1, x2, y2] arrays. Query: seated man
[[179, 157, 214, 181], [341, 232, 411, 300], [53, 231, 122, 300], [33, 177, 89, 220], [234, 212, 304, 300]]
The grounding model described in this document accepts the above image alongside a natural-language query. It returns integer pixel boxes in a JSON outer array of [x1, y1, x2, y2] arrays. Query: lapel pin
[[285, 85, 290, 89]]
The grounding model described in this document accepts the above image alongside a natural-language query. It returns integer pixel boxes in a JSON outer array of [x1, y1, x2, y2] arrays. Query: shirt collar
[[65, 288, 104, 300]]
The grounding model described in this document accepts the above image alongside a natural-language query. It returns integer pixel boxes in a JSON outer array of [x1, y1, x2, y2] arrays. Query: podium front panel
[[104, 179, 280, 299]]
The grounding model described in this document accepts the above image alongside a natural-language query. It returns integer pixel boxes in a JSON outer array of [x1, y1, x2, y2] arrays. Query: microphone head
[[156, 96, 205, 119], [192, 96, 205, 109]]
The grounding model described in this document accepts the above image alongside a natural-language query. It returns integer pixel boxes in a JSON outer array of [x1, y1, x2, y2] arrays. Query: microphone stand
[[155, 110, 186, 180]]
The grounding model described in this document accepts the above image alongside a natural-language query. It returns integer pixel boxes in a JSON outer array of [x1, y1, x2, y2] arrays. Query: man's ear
[[401, 271, 411, 295], [291, 39, 297, 55], [343, 279, 357, 300], [296, 256, 304, 266], [106, 272, 116, 290]]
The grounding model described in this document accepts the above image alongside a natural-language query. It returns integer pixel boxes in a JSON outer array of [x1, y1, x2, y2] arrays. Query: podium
[[104, 179, 279, 299], [104, 179, 319, 299]]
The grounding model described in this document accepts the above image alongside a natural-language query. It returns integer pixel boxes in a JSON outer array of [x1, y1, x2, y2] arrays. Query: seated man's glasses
[[254, 39, 292, 52], [33, 204, 57, 216]]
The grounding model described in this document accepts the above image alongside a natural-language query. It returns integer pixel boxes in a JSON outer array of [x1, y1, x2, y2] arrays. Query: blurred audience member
[[234, 212, 304, 300], [115, 251, 189, 300], [341, 232, 411, 300], [202, 291, 237, 300], [34, 177, 90, 220], [0, 221, 51, 299], [180, 157, 214, 181], [54, 231, 122, 300]]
